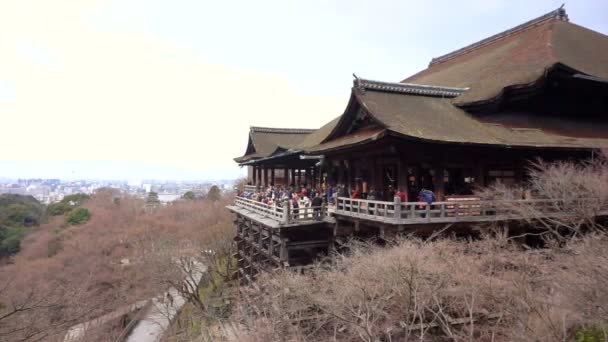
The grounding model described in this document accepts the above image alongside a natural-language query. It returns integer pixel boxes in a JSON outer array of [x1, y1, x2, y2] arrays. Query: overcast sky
[[0, 0, 607, 180]]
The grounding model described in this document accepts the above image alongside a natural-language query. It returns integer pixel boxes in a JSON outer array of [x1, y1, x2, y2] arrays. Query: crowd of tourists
[[238, 183, 437, 207], [238, 185, 324, 209]]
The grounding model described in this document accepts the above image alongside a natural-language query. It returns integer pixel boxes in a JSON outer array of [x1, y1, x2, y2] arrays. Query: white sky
[[0, 0, 607, 180]]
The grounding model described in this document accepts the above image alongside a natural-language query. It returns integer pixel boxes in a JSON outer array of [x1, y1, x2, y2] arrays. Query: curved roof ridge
[[250, 126, 316, 134], [429, 6, 569, 67], [354, 77, 468, 98]]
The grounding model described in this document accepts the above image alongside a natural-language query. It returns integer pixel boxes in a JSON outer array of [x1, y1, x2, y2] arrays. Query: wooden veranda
[[228, 196, 608, 283]]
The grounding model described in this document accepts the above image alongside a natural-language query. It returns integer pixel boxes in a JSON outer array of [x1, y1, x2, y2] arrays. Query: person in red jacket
[[395, 188, 408, 202], [351, 188, 361, 199]]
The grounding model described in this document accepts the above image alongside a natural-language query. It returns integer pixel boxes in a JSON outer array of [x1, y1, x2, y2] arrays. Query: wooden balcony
[[335, 197, 608, 225], [227, 197, 328, 228], [230, 196, 608, 228]]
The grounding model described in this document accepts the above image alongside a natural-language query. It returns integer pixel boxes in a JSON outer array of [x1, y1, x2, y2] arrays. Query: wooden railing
[[243, 185, 259, 193], [236, 196, 608, 226], [284, 205, 326, 223], [334, 197, 605, 224], [234, 197, 327, 225], [234, 197, 285, 221]]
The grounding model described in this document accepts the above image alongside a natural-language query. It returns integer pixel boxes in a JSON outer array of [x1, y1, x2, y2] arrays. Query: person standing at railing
[[327, 184, 335, 205], [291, 193, 300, 216], [367, 187, 380, 201], [312, 192, 323, 220], [417, 189, 436, 218], [395, 188, 408, 203], [351, 186, 361, 199], [418, 189, 436, 204], [386, 185, 396, 202]]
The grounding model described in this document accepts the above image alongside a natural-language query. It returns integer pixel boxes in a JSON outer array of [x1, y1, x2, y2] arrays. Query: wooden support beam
[[270, 168, 275, 186], [263, 167, 268, 187], [476, 162, 486, 187], [434, 167, 446, 201]]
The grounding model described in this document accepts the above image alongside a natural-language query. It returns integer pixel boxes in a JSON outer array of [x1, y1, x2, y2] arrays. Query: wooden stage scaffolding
[[227, 196, 608, 283]]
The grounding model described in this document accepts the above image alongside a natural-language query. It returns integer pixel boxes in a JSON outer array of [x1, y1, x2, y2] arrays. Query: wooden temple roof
[[235, 6, 608, 165], [234, 126, 316, 163], [305, 85, 608, 153], [404, 7, 608, 106]]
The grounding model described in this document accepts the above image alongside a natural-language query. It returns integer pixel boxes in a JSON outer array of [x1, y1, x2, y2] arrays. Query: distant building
[[143, 184, 152, 193], [157, 193, 180, 204]]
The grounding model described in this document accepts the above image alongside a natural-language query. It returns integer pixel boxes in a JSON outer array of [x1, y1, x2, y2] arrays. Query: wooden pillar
[[252, 166, 257, 184], [415, 165, 422, 193], [263, 167, 268, 187], [433, 167, 446, 201], [346, 160, 353, 193], [257, 166, 262, 185], [475, 163, 486, 188], [296, 168, 302, 186], [270, 168, 275, 186], [370, 158, 378, 192], [283, 167, 288, 186], [397, 159, 407, 192], [291, 169, 296, 187]]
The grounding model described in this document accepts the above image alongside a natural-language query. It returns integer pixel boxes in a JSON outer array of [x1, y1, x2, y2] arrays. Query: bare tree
[[477, 151, 608, 240]]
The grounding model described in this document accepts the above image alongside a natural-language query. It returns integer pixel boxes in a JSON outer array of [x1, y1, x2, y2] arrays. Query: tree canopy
[[0, 194, 43, 257], [66, 208, 91, 226], [207, 186, 221, 202], [146, 192, 160, 205], [182, 191, 196, 201], [46, 193, 90, 217]]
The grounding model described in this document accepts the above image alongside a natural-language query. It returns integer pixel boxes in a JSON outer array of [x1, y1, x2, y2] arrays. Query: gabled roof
[[305, 81, 608, 153], [234, 126, 316, 163], [403, 6, 608, 105], [236, 7, 608, 163]]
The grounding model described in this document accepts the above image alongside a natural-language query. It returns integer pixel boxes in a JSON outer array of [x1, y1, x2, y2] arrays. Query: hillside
[[0, 190, 234, 341]]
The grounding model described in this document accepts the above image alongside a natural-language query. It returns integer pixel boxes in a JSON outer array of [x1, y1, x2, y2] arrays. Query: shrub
[[66, 208, 91, 226], [46, 193, 90, 217], [61, 193, 90, 206], [228, 235, 608, 341], [46, 202, 72, 216], [576, 326, 607, 342], [47, 236, 63, 257], [182, 191, 196, 200], [0, 226, 26, 256]]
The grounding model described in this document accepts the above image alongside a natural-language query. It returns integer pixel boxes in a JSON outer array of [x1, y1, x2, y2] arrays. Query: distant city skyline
[[0, 175, 234, 205], [1, 1, 606, 179], [0, 160, 245, 181]]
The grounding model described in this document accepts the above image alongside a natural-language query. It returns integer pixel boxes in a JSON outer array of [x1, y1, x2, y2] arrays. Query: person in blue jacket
[[418, 189, 436, 204]]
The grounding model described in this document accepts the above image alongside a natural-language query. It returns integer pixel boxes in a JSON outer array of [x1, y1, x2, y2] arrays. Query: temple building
[[235, 7, 608, 200], [229, 7, 608, 280]]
